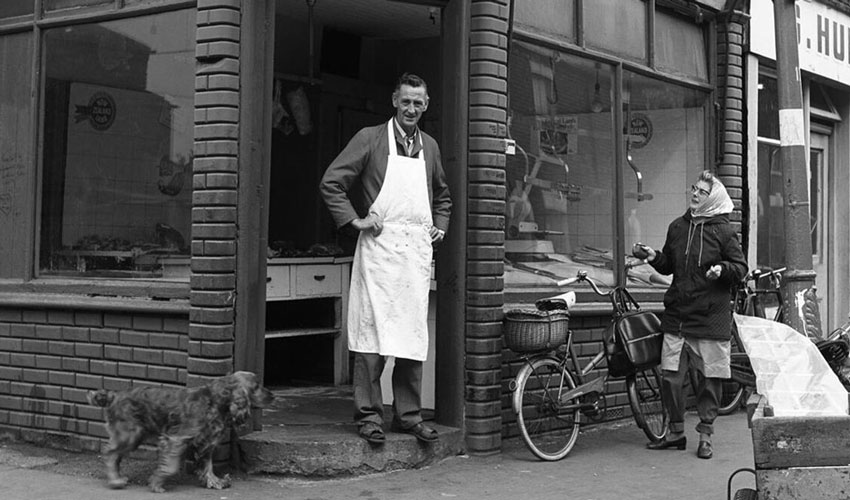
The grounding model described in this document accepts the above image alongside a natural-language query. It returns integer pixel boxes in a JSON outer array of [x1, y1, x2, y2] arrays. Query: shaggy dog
[[87, 371, 274, 493]]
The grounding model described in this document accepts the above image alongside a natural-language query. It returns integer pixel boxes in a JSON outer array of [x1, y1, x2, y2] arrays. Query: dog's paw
[[205, 473, 232, 490], [108, 477, 128, 489], [149, 481, 167, 493]]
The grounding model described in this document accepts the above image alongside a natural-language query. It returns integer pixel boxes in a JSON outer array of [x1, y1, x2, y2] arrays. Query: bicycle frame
[[509, 342, 607, 416]]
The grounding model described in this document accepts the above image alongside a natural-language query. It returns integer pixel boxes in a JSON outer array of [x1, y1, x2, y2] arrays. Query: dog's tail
[[87, 389, 115, 407]]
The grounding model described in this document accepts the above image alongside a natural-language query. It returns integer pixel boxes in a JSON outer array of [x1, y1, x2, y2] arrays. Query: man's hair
[[394, 73, 428, 96]]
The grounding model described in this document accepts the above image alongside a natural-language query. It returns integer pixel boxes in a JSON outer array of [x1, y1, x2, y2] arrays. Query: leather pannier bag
[[604, 288, 663, 378]]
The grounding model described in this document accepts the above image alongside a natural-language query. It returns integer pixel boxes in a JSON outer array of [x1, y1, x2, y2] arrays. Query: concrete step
[[235, 385, 464, 477], [237, 422, 464, 477]]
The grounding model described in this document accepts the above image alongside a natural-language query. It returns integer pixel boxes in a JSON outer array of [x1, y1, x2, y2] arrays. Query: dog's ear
[[226, 374, 253, 424], [87, 389, 114, 407]]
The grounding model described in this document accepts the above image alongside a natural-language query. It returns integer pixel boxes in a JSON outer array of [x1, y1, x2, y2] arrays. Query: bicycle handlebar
[[554, 270, 609, 297], [745, 266, 786, 289]]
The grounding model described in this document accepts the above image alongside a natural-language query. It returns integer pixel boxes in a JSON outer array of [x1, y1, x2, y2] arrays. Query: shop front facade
[[747, 0, 850, 336], [0, 0, 751, 458]]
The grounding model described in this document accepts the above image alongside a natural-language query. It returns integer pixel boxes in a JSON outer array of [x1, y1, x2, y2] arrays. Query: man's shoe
[[395, 422, 438, 443], [358, 422, 386, 444], [697, 440, 713, 459], [646, 435, 687, 450]]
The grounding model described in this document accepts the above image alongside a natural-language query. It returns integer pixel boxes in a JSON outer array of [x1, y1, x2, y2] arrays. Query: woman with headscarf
[[632, 170, 748, 459]]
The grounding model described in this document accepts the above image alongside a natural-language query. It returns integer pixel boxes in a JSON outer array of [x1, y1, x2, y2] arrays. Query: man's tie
[[405, 135, 415, 157]]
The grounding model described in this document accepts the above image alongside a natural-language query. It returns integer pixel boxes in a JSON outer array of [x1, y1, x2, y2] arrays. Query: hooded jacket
[[649, 211, 748, 341]]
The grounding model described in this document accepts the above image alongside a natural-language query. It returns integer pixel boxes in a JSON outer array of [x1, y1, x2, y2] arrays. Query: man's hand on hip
[[352, 212, 383, 236], [430, 227, 445, 244]]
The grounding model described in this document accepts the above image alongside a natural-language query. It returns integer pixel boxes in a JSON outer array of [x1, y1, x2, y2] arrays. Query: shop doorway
[[263, 0, 443, 407]]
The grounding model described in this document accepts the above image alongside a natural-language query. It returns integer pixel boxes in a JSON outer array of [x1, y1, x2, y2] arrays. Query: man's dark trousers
[[353, 352, 423, 429]]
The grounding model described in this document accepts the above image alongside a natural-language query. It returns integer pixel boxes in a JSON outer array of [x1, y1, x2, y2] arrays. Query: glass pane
[[809, 148, 821, 259], [44, 0, 113, 12], [758, 74, 779, 140], [584, 0, 646, 63], [0, 33, 34, 279], [125, 0, 172, 7], [622, 70, 709, 287], [0, 1, 34, 18], [506, 41, 616, 289], [655, 9, 707, 82], [40, 10, 195, 280], [513, 0, 575, 43], [756, 141, 785, 269]]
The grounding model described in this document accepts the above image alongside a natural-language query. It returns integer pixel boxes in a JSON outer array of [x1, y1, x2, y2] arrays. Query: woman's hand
[[705, 264, 722, 280], [632, 242, 656, 262]]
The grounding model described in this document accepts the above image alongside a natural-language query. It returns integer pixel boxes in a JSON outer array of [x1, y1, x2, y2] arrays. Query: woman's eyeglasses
[[691, 184, 711, 197]]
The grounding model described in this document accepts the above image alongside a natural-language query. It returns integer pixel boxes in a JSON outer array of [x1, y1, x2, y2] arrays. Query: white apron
[[347, 120, 433, 361]]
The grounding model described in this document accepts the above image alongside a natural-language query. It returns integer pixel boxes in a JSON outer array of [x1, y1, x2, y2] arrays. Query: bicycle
[[506, 270, 668, 461]]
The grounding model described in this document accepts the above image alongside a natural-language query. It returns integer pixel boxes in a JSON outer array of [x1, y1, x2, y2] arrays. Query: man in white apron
[[319, 74, 451, 444]]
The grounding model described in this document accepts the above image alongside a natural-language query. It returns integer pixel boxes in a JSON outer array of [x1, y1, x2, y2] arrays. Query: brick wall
[[716, 11, 747, 235], [190, 0, 241, 385], [0, 307, 188, 450], [466, 0, 511, 455]]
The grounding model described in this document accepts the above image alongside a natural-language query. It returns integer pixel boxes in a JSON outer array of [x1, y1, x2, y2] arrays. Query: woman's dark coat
[[649, 211, 748, 341]]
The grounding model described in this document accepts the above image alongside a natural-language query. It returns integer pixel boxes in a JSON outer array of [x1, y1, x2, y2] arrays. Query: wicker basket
[[503, 308, 569, 353]]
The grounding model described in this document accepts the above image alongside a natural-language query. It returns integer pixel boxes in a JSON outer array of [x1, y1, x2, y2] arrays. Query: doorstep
[[235, 385, 464, 477]]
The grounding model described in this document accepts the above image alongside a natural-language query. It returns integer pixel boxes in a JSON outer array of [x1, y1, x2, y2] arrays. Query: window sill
[[505, 286, 666, 316], [0, 278, 190, 313]]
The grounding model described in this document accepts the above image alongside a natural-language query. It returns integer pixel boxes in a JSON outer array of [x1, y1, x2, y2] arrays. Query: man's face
[[392, 84, 429, 134]]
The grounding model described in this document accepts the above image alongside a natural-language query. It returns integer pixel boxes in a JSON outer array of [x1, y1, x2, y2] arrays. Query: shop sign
[[74, 92, 116, 131], [751, 0, 850, 84], [628, 113, 652, 149]]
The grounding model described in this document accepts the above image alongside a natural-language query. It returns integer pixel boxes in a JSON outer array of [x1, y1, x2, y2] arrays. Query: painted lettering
[[818, 14, 829, 56]]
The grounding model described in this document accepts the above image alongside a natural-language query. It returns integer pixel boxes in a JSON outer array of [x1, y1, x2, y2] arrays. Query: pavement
[[0, 409, 756, 500]]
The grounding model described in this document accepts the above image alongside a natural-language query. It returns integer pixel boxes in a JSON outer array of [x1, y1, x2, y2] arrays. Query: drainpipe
[[772, 0, 822, 338]]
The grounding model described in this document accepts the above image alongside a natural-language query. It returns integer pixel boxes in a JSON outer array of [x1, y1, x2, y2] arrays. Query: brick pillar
[[465, 0, 510, 455], [716, 11, 747, 235], [189, 0, 242, 386]]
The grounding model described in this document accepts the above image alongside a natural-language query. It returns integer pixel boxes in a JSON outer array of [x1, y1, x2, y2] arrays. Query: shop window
[[44, 0, 113, 13], [0, 32, 34, 278], [757, 74, 779, 140], [513, 0, 575, 43], [506, 44, 617, 287], [655, 8, 707, 82], [584, 0, 646, 64], [622, 71, 708, 288], [0, 1, 33, 18], [39, 10, 195, 280], [505, 41, 709, 291], [755, 74, 783, 269]]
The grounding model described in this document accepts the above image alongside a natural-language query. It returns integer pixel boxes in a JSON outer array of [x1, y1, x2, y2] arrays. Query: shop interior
[[264, 0, 442, 390]]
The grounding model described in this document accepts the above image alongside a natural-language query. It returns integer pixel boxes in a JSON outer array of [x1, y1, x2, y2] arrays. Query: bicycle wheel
[[719, 327, 748, 415], [515, 356, 580, 461], [733, 488, 758, 500], [627, 367, 668, 442], [718, 380, 745, 415]]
